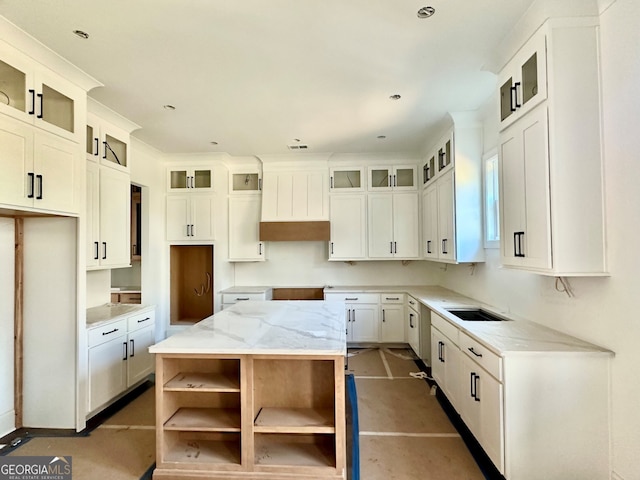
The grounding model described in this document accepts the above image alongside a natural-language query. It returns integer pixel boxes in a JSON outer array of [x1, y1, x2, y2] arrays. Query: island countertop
[[150, 300, 347, 356]]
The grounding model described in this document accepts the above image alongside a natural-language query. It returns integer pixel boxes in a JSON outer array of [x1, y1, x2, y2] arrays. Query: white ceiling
[[0, 0, 535, 156]]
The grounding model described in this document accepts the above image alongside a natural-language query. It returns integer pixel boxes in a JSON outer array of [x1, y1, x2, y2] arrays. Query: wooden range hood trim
[[259, 221, 330, 242]]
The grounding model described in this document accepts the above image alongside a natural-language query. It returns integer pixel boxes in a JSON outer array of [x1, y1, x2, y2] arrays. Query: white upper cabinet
[[421, 117, 484, 264], [166, 194, 216, 241], [229, 171, 262, 194], [228, 195, 265, 262], [167, 166, 213, 192], [368, 165, 417, 191], [497, 18, 606, 275], [367, 192, 419, 260], [0, 40, 85, 143], [330, 167, 365, 192], [329, 194, 367, 260], [86, 112, 133, 173], [498, 28, 547, 131]]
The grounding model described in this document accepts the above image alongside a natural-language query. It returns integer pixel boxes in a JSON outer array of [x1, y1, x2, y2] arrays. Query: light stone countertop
[[149, 300, 346, 356], [86, 303, 154, 327], [219, 286, 273, 294], [325, 285, 613, 356]]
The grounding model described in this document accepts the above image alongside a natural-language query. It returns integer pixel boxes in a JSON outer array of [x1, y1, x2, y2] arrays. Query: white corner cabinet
[[421, 120, 484, 264], [498, 18, 606, 275], [87, 306, 156, 416], [429, 311, 611, 479], [228, 195, 265, 261]]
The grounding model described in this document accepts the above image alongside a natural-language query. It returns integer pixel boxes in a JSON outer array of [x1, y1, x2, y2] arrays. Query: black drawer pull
[[236, 297, 250, 301], [345, 297, 358, 301], [137, 317, 150, 323], [102, 328, 119, 336], [385, 297, 399, 301]]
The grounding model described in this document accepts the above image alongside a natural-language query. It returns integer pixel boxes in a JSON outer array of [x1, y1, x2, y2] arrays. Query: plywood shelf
[[164, 372, 240, 392], [164, 436, 241, 465], [164, 407, 241, 432], [254, 407, 335, 434], [254, 434, 336, 467]]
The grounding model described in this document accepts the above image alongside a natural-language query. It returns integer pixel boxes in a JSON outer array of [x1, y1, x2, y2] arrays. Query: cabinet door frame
[[228, 195, 264, 261], [380, 303, 405, 343], [88, 334, 128, 413], [347, 304, 379, 343], [329, 194, 367, 260]]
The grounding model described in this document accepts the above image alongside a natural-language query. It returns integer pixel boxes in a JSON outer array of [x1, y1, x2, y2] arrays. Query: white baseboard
[[0, 409, 16, 438]]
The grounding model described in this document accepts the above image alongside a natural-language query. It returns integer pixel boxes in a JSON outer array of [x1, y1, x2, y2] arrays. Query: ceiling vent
[[287, 144, 309, 150]]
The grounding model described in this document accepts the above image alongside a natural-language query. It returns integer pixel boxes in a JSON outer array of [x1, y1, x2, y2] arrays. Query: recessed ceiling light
[[73, 29, 89, 39], [417, 6, 435, 18], [163, 104, 176, 110], [377, 135, 387, 139], [389, 94, 402, 100]]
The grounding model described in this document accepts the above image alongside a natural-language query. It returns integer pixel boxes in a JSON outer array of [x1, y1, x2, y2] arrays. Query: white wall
[[0, 218, 15, 437], [440, 1, 640, 478]]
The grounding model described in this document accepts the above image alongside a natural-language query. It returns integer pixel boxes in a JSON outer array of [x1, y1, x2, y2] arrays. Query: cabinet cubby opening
[[254, 433, 336, 468], [162, 391, 241, 429], [163, 431, 241, 465], [163, 357, 240, 391], [254, 407, 335, 434], [253, 359, 335, 424]]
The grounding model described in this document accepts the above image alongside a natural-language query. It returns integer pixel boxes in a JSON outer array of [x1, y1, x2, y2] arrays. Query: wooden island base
[[153, 353, 346, 480]]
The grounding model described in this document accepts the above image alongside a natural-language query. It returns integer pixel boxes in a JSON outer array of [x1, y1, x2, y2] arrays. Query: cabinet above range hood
[[258, 155, 330, 242]]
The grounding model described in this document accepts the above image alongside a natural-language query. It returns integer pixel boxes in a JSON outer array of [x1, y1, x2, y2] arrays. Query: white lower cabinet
[[380, 293, 405, 343], [430, 311, 611, 479], [166, 194, 215, 241], [406, 300, 420, 355], [324, 292, 379, 343], [87, 307, 155, 416]]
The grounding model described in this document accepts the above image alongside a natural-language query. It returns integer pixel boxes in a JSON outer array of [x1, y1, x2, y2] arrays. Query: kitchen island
[[149, 300, 347, 480]]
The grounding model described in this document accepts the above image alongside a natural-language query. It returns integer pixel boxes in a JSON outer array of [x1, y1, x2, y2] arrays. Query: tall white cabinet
[[498, 18, 606, 275], [368, 192, 419, 259], [421, 118, 484, 264]]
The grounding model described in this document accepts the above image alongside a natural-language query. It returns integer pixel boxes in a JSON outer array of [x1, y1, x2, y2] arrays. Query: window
[[483, 150, 500, 248]]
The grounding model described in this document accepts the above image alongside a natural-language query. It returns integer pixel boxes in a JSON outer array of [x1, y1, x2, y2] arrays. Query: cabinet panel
[[367, 194, 394, 258], [127, 324, 155, 386], [229, 196, 264, 261], [329, 194, 367, 260], [392, 193, 420, 259], [98, 167, 131, 267], [191, 195, 216, 240], [0, 115, 32, 208], [167, 194, 215, 241], [380, 304, 404, 343], [407, 307, 420, 355], [34, 131, 78, 213], [88, 333, 127, 412], [86, 162, 100, 267], [436, 171, 455, 261], [422, 186, 438, 259], [261, 170, 328, 221], [348, 304, 379, 343]]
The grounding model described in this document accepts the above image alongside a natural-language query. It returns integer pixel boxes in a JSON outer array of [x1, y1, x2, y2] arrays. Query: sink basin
[[446, 309, 509, 322]]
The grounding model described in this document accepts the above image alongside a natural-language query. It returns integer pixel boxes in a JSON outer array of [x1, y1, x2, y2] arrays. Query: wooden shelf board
[[254, 408, 335, 434], [254, 438, 336, 467], [164, 438, 241, 465], [164, 408, 241, 432], [164, 371, 240, 392]]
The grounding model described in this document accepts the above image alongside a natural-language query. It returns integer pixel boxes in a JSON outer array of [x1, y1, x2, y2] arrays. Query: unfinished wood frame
[[259, 221, 330, 242], [153, 353, 346, 480]]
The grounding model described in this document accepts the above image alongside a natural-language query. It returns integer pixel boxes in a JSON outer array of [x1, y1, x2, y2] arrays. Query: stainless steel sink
[[446, 309, 509, 322]]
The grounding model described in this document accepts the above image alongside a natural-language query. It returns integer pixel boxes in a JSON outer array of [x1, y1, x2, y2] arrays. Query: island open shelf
[[150, 301, 347, 480]]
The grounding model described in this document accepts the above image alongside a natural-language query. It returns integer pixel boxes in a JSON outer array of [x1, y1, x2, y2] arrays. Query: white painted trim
[[0, 410, 16, 438]]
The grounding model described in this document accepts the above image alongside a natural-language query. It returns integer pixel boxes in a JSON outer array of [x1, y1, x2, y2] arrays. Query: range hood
[[258, 155, 331, 242], [259, 221, 330, 242]]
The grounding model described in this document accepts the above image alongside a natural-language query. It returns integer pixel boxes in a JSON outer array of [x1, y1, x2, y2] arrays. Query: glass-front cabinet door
[[231, 172, 261, 193], [330, 167, 364, 192], [0, 42, 83, 142], [423, 156, 436, 185], [167, 167, 213, 191], [368, 165, 417, 191]]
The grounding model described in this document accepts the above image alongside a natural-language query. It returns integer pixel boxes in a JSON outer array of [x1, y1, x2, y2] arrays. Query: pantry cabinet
[[329, 194, 367, 260], [166, 194, 216, 241], [367, 192, 419, 259], [497, 18, 606, 275], [228, 195, 264, 261]]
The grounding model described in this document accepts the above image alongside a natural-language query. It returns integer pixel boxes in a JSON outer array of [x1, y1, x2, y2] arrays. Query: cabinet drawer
[[128, 309, 155, 332], [459, 331, 502, 381], [221, 293, 268, 304], [381, 293, 405, 304], [432, 312, 459, 346], [406, 295, 420, 310], [88, 319, 127, 348], [324, 292, 379, 304]]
